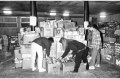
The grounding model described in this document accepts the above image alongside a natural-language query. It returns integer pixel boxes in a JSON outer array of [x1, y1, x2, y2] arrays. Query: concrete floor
[[0, 58, 120, 78]]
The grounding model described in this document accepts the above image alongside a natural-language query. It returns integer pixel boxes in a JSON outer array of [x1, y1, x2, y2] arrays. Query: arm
[[61, 46, 70, 58], [45, 45, 50, 57]]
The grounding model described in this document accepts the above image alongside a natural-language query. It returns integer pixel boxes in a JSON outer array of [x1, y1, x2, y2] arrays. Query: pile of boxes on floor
[[14, 31, 40, 69], [44, 55, 75, 74], [14, 19, 86, 74], [101, 41, 120, 66], [100, 22, 120, 67]]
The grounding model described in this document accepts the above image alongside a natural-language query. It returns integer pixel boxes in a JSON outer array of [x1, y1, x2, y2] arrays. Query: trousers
[[89, 48, 100, 66], [31, 42, 43, 70], [74, 47, 89, 72]]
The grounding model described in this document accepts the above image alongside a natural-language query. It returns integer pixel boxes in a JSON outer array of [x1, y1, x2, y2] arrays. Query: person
[[88, 24, 102, 70], [59, 37, 89, 73], [31, 37, 54, 72]]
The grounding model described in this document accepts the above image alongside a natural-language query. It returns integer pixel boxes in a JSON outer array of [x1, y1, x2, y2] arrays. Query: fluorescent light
[[3, 10, 12, 15], [50, 12, 56, 16], [63, 13, 69, 16], [100, 12, 106, 18], [3, 7, 12, 15], [100, 15, 106, 18]]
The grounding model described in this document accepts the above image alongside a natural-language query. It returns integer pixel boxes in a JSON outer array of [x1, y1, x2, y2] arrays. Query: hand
[[46, 56, 52, 63], [46, 56, 50, 60], [59, 57, 63, 60]]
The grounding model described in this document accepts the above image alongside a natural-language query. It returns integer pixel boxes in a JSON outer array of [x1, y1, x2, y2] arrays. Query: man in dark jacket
[[59, 37, 89, 73], [31, 37, 54, 72]]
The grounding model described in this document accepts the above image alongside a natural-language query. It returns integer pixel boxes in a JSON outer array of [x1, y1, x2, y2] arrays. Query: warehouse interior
[[0, 1, 120, 78]]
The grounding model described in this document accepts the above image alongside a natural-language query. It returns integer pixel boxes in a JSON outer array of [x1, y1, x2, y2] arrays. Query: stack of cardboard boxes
[[14, 30, 40, 69], [39, 20, 86, 74]]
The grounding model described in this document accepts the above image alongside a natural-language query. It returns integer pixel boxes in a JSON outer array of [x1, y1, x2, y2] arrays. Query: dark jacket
[[32, 37, 52, 56], [61, 40, 86, 58]]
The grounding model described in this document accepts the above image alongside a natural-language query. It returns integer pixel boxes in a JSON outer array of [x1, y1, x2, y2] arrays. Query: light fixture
[[63, 11, 70, 16], [63, 13, 69, 16], [3, 10, 12, 15], [3, 7, 12, 15], [100, 12, 106, 18], [50, 12, 56, 16]]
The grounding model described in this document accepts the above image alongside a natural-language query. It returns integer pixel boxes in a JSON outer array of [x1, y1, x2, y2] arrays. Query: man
[[31, 37, 54, 72], [59, 37, 89, 73]]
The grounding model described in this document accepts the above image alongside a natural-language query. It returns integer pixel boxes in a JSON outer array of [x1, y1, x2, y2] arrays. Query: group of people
[[30, 23, 103, 73]]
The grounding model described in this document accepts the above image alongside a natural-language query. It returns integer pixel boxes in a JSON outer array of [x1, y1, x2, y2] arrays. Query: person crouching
[[59, 37, 89, 73]]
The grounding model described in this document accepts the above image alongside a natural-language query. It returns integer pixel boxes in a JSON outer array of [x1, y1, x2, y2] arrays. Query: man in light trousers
[[31, 37, 54, 72]]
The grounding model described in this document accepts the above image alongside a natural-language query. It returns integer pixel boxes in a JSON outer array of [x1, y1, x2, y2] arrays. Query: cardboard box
[[20, 45, 31, 54], [47, 62, 61, 74], [23, 33, 40, 44], [14, 58, 22, 68], [115, 58, 120, 66], [115, 54, 120, 66], [22, 53, 31, 59], [44, 28, 54, 37], [22, 57, 31, 69], [15, 62, 22, 68], [105, 54, 116, 64], [14, 49, 22, 59], [61, 62, 74, 73]]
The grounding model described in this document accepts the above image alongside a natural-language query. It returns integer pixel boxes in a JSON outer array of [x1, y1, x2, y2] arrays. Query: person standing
[[31, 37, 54, 72], [59, 37, 89, 73], [88, 24, 102, 70]]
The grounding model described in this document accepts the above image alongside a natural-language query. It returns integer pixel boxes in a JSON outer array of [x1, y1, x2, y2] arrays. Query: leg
[[89, 48, 98, 66], [95, 49, 101, 67], [73, 52, 83, 72], [31, 42, 37, 71], [36, 43, 45, 72], [82, 49, 89, 70]]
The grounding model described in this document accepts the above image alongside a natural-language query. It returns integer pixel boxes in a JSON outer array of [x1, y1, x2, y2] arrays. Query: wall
[[0, 16, 20, 37]]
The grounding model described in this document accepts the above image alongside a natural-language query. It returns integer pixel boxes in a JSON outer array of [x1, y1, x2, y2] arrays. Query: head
[[59, 37, 65, 44], [59, 37, 69, 51], [48, 37, 54, 43], [87, 24, 99, 31]]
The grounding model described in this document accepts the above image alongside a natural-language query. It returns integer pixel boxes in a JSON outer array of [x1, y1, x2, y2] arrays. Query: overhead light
[[50, 12, 56, 16], [63, 11, 70, 16], [3, 7, 12, 15], [100, 12, 106, 18], [63, 13, 69, 16], [3, 10, 12, 15]]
